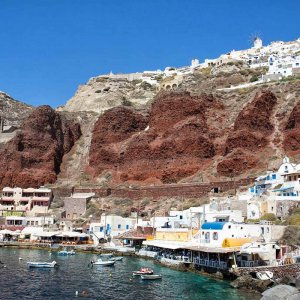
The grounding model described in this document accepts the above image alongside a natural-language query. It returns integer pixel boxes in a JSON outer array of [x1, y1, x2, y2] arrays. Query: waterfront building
[[63, 192, 95, 220], [0, 186, 52, 216], [4, 216, 54, 230], [143, 204, 244, 230], [89, 214, 136, 244]]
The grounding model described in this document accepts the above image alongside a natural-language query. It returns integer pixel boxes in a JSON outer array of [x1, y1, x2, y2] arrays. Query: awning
[[273, 186, 294, 192], [56, 232, 89, 238], [35, 231, 61, 237], [0, 229, 15, 235], [143, 240, 188, 250]]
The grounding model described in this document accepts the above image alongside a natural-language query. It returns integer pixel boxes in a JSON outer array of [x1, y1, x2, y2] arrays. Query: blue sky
[[0, 0, 299, 108]]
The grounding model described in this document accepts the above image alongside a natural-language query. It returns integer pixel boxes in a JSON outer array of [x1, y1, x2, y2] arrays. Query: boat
[[27, 261, 57, 268], [111, 257, 123, 261], [141, 274, 162, 280], [132, 267, 154, 276], [100, 253, 113, 258], [91, 258, 115, 266], [57, 249, 76, 256], [256, 271, 274, 280]]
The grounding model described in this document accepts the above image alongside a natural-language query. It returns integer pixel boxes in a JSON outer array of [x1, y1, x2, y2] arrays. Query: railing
[[198, 239, 210, 244], [193, 258, 228, 269], [239, 260, 260, 267]]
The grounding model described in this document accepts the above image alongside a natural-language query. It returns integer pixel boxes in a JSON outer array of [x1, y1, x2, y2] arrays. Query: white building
[[192, 221, 285, 248], [89, 214, 136, 244], [5, 216, 54, 228]]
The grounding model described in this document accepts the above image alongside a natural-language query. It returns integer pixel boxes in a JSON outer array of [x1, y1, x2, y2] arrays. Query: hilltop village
[[1, 37, 300, 293]]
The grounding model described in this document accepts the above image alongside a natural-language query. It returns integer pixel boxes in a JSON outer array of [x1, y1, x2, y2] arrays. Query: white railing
[[239, 260, 260, 267], [193, 258, 228, 269], [198, 239, 210, 244]]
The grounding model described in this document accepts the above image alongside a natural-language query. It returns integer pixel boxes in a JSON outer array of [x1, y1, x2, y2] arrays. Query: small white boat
[[133, 267, 154, 276], [57, 249, 76, 256], [27, 261, 57, 268], [256, 271, 273, 280], [91, 258, 115, 266], [141, 274, 162, 280], [111, 257, 123, 261], [100, 253, 113, 258]]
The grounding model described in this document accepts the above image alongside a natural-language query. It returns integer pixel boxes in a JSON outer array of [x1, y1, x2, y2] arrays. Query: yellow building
[[155, 228, 192, 242]]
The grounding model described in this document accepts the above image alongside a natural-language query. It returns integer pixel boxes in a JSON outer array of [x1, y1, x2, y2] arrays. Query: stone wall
[[74, 177, 255, 200], [237, 263, 300, 279]]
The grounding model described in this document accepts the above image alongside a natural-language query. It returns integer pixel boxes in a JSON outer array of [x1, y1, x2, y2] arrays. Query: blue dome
[[201, 222, 227, 230]]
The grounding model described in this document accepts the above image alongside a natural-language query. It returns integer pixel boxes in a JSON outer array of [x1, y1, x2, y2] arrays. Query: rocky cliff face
[[284, 101, 300, 154], [86, 82, 300, 185], [58, 75, 157, 113], [88, 91, 224, 184], [0, 91, 33, 127], [217, 91, 278, 176], [2, 66, 300, 189], [0, 106, 81, 188]]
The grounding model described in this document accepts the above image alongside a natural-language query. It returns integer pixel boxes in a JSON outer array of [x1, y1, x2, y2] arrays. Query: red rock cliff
[[284, 100, 300, 154], [0, 105, 81, 188], [89, 92, 223, 184], [217, 91, 277, 176]]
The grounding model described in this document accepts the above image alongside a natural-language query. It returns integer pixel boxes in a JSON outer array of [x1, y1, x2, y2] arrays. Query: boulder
[[261, 284, 299, 300]]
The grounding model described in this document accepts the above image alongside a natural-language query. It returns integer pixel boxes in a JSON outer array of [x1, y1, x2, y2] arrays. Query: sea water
[[0, 248, 259, 300]]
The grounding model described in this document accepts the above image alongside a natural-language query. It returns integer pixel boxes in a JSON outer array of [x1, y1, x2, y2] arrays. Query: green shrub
[[250, 75, 259, 82], [122, 97, 132, 106], [260, 213, 277, 221], [282, 226, 300, 245]]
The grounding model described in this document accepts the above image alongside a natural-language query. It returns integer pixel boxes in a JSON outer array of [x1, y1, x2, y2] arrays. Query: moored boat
[[141, 274, 162, 280], [111, 257, 123, 261], [132, 267, 153, 276], [27, 261, 57, 268], [57, 249, 76, 256], [100, 253, 113, 258], [256, 271, 274, 280], [91, 258, 115, 266]]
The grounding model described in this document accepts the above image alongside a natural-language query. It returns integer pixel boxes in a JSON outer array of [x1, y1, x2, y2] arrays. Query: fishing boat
[[57, 249, 76, 256], [27, 261, 57, 268], [141, 274, 162, 280], [91, 258, 115, 266], [256, 271, 273, 280], [132, 267, 153, 276]]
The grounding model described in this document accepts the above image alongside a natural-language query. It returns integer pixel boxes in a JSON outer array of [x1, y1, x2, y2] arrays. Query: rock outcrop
[[59, 75, 156, 113], [0, 106, 81, 188], [0, 91, 33, 126]]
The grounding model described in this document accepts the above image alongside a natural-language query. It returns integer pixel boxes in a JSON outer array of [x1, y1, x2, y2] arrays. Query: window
[[100, 227, 103, 232], [213, 232, 218, 240], [179, 215, 183, 220], [228, 225, 231, 229], [205, 232, 210, 240], [118, 224, 121, 229], [126, 225, 129, 230], [272, 174, 276, 180]]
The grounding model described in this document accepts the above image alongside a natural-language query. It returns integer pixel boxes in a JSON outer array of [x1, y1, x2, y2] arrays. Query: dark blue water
[[0, 248, 258, 300]]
